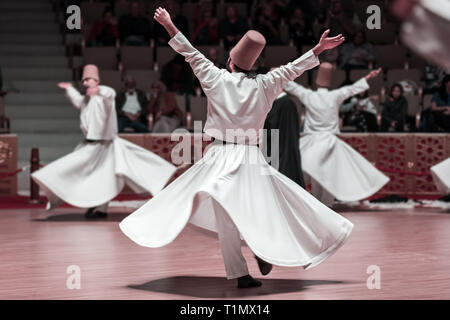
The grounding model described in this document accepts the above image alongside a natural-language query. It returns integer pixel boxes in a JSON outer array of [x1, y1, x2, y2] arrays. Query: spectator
[[253, 1, 282, 45], [206, 47, 225, 69], [423, 64, 446, 94], [380, 83, 408, 132], [339, 30, 376, 70], [219, 5, 249, 50], [340, 89, 378, 132], [154, 0, 189, 46], [161, 54, 195, 95], [309, 0, 331, 19], [288, 6, 315, 50], [148, 81, 183, 133], [323, 0, 360, 39], [89, 7, 119, 47], [118, 1, 151, 46], [192, 6, 219, 45], [430, 75, 450, 131], [116, 76, 149, 133], [192, 0, 216, 27]]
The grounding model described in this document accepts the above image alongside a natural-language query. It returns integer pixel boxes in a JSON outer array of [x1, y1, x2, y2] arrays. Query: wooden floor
[[0, 205, 449, 299]]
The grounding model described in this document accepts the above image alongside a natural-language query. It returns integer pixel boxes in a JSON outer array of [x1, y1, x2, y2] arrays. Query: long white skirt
[[300, 133, 389, 202], [430, 157, 450, 194], [120, 143, 353, 269], [32, 137, 177, 210]]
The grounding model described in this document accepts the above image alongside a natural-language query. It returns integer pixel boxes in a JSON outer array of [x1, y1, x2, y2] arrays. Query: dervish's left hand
[[365, 68, 382, 81], [312, 29, 345, 56]]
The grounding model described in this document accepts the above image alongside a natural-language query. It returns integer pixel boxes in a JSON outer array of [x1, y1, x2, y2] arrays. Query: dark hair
[[353, 29, 366, 42], [226, 58, 257, 79], [438, 74, 450, 102], [390, 83, 404, 98]]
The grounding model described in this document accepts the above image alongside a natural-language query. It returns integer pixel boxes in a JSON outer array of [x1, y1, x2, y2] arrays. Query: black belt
[[84, 139, 106, 143]]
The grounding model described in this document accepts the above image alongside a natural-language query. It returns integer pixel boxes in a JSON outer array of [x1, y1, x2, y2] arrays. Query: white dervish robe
[[284, 79, 389, 205], [401, 0, 450, 71], [120, 32, 353, 271], [430, 157, 450, 195], [32, 85, 177, 210]]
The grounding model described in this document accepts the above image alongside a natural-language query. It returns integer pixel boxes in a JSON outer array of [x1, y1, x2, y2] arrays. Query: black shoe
[[237, 274, 262, 288], [84, 208, 96, 218], [85, 209, 107, 219], [438, 194, 450, 202], [93, 211, 108, 218], [255, 255, 273, 276]]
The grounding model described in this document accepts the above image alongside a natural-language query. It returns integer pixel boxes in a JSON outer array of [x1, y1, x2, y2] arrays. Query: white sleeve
[[65, 86, 84, 109], [168, 32, 224, 92], [283, 81, 313, 105], [97, 85, 116, 112], [332, 78, 370, 104], [258, 49, 320, 104], [98, 85, 116, 101]]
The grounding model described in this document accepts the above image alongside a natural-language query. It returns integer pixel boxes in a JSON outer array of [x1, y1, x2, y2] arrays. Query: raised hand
[[153, 7, 179, 38], [313, 29, 345, 56], [58, 82, 72, 89], [365, 67, 382, 81], [154, 7, 171, 27]]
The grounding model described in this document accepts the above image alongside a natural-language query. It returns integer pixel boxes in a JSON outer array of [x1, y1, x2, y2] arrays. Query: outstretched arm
[[260, 29, 345, 102], [334, 68, 382, 102], [95, 85, 116, 115], [58, 82, 83, 109], [283, 81, 312, 105], [154, 7, 222, 93]]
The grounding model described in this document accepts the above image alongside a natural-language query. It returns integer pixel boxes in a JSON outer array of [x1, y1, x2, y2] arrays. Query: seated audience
[[380, 83, 408, 132], [288, 6, 315, 50], [430, 75, 450, 132], [148, 81, 183, 133], [192, 6, 219, 45], [119, 1, 151, 46], [423, 64, 446, 94], [323, 0, 360, 39], [154, 0, 189, 46], [89, 6, 119, 46], [253, 1, 283, 45], [219, 5, 249, 50], [340, 90, 378, 132], [116, 76, 149, 133], [339, 30, 376, 70], [161, 54, 195, 95]]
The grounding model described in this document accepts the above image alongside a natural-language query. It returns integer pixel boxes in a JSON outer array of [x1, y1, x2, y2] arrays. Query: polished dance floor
[[0, 205, 449, 299]]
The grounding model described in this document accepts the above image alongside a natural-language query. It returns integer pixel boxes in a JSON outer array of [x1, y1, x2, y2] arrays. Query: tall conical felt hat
[[315, 62, 333, 87], [82, 64, 100, 82], [230, 30, 266, 71]]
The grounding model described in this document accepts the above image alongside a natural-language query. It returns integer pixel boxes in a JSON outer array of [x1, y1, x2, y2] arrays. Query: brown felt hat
[[82, 64, 100, 82], [315, 62, 333, 88], [229, 30, 266, 71]]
